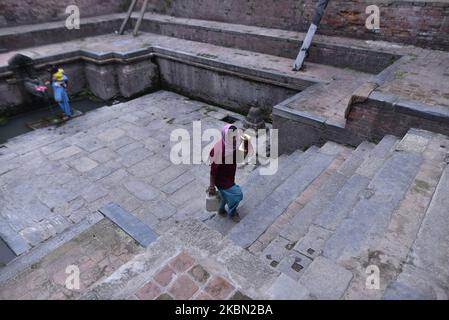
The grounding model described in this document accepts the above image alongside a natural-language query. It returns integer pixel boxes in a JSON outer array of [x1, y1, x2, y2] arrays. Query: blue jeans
[[53, 85, 72, 117], [218, 184, 243, 216]]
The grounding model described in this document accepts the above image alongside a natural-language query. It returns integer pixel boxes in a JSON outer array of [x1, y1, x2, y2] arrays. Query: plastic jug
[[206, 189, 221, 212]]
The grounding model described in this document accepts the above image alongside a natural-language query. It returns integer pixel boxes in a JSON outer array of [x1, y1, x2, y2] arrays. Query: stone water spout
[[7, 53, 50, 102]]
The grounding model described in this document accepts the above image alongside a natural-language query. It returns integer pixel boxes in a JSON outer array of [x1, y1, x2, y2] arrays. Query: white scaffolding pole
[[293, 0, 330, 71]]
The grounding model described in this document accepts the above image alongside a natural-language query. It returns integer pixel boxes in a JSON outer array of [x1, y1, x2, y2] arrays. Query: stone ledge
[[0, 212, 104, 286], [82, 219, 280, 300]]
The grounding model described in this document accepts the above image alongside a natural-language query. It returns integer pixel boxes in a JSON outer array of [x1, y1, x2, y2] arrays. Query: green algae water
[[0, 99, 106, 144]]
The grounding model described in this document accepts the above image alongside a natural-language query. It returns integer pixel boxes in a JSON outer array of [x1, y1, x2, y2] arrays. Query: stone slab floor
[[0, 90, 254, 256], [0, 219, 143, 300]]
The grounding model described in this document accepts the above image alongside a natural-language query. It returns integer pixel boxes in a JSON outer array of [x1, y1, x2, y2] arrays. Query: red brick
[[194, 291, 214, 300], [188, 265, 210, 284], [156, 293, 174, 300], [169, 252, 195, 273], [136, 281, 161, 300], [154, 265, 176, 287], [168, 275, 199, 300], [204, 276, 235, 300]]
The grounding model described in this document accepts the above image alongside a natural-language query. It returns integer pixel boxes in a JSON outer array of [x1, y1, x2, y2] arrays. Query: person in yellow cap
[[48, 66, 73, 119]]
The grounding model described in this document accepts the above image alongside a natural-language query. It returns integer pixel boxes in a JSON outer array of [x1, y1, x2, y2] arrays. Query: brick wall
[[346, 100, 449, 142], [274, 97, 449, 153], [144, 0, 449, 51], [0, 0, 129, 27]]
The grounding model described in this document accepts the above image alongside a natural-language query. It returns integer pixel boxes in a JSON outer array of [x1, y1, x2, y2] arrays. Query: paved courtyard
[[0, 90, 254, 256]]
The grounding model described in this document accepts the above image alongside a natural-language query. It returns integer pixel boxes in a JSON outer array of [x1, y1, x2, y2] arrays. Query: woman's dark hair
[[49, 65, 59, 74], [228, 125, 238, 151]]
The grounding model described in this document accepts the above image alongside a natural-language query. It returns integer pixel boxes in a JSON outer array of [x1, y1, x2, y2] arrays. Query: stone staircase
[[81, 128, 449, 300], [245, 128, 449, 299], [2, 128, 448, 300]]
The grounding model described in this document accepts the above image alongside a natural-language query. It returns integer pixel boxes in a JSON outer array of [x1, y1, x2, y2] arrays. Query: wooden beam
[[118, 0, 138, 35], [133, 0, 149, 37]]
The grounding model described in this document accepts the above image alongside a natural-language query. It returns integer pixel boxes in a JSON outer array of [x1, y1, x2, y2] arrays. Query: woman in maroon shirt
[[209, 125, 249, 222]]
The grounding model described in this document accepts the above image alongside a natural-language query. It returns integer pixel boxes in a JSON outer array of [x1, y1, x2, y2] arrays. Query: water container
[[206, 190, 221, 212]]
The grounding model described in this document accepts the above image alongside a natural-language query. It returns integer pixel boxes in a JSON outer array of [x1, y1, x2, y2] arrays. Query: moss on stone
[[0, 116, 8, 126]]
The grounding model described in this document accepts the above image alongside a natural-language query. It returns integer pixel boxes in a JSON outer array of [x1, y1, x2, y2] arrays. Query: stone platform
[[1, 12, 448, 152], [1, 11, 449, 300], [0, 91, 253, 285]]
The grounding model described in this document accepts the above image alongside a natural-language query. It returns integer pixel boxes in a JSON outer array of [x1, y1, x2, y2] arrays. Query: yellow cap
[[53, 69, 65, 81]]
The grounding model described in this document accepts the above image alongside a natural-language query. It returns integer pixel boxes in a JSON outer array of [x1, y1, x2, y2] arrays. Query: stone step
[[287, 136, 401, 263], [250, 142, 353, 255], [0, 237, 16, 267], [206, 149, 311, 235], [384, 164, 449, 300], [313, 174, 371, 233], [284, 174, 371, 265], [278, 140, 374, 244], [342, 129, 449, 299], [337, 141, 375, 177], [323, 150, 423, 263], [261, 142, 372, 276], [81, 219, 283, 300], [227, 148, 336, 249], [384, 177, 449, 301], [0, 218, 30, 257], [403, 145, 449, 286], [355, 135, 400, 178], [238, 149, 311, 214], [310, 139, 392, 236]]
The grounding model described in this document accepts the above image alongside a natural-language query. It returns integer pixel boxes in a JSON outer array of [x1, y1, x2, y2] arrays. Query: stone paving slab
[[408, 165, 449, 285], [324, 151, 423, 262], [2, 11, 448, 133], [299, 256, 353, 300], [0, 219, 30, 256], [0, 237, 16, 266], [83, 219, 279, 300], [228, 150, 336, 248], [266, 274, 310, 300], [0, 218, 143, 300], [100, 203, 159, 248], [0, 91, 250, 256]]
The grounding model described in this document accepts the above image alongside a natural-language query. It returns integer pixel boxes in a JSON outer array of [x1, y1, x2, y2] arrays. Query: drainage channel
[[0, 237, 16, 267]]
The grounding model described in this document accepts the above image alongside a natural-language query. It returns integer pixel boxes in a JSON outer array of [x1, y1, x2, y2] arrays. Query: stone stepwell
[[11, 127, 442, 300], [2, 11, 449, 153], [0, 9, 448, 300]]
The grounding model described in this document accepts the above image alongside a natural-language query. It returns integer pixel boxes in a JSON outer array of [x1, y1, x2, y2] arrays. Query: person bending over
[[209, 125, 250, 222]]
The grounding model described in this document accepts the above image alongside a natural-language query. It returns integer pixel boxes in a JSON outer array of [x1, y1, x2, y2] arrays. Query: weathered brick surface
[[2, 0, 446, 50], [0, 219, 142, 300], [154, 265, 176, 287], [204, 276, 235, 300], [136, 281, 162, 300], [346, 101, 449, 143], [0, 0, 127, 27], [143, 0, 449, 51], [188, 265, 210, 284], [169, 252, 195, 273], [168, 274, 199, 300]]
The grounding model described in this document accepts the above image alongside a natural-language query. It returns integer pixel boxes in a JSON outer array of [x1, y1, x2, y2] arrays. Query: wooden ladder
[[118, 0, 149, 36]]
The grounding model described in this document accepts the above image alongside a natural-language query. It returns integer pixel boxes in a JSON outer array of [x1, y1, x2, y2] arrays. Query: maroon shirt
[[210, 149, 237, 190]]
